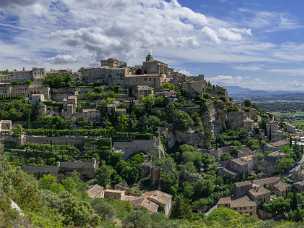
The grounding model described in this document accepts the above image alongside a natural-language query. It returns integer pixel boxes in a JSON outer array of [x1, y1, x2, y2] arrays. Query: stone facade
[[133, 85, 154, 98], [217, 196, 257, 217], [227, 155, 255, 176], [0, 120, 12, 135], [77, 109, 101, 122], [0, 68, 45, 83]]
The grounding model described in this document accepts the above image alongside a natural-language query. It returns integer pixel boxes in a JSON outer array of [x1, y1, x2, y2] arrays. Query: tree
[[263, 197, 291, 216], [193, 177, 216, 200], [171, 196, 192, 219], [118, 114, 129, 131], [96, 165, 117, 187], [123, 210, 152, 228], [91, 199, 116, 220], [157, 157, 179, 195], [46, 191, 100, 226], [277, 157, 294, 174], [243, 100, 252, 108], [35, 115, 71, 129], [43, 73, 74, 88], [39, 175, 65, 193], [173, 110, 193, 130]]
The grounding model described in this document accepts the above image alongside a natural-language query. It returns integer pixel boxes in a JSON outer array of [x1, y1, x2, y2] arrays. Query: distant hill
[[226, 86, 304, 102]]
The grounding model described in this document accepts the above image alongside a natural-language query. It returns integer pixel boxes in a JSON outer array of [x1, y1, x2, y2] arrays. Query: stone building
[[31, 94, 45, 105], [80, 55, 169, 89], [182, 76, 207, 97], [234, 180, 253, 198], [294, 181, 304, 192], [227, 155, 255, 176], [217, 196, 257, 217], [143, 190, 173, 217], [248, 185, 271, 205], [133, 85, 154, 98], [77, 109, 101, 122], [51, 88, 78, 102], [87, 185, 104, 198], [0, 120, 12, 135], [142, 54, 169, 75], [0, 68, 45, 83], [125, 74, 166, 90], [104, 189, 125, 200]]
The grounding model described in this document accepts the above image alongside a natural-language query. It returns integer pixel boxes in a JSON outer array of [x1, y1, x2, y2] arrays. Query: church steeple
[[146, 52, 154, 62]]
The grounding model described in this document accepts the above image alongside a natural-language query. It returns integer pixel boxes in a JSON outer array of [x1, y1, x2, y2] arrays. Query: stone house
[[31, 94, 45, 105], [87, 185, 104, 198], [86, 184, 172, 216], [294, 181, 304, 192], [248, 185, 271, 205], [218, 167, 238, 180], [234, 181, 253, 198], [269, 181, 289, 197], [77, 109, 101, 122], [129, 197, 159, 214], [104, 189, 126, 200], [2, 68, 45, 83], [51, 88, 78, 102], [133, 85, 154, 98], [143, 190, 173, 217], [182, 77, 207, 97], [0, 120, 12, 135], [125, 74, 166, 90], [142, 54, 169, 75], [217, 196, 257, 217], [155, 89, 177, 99], [263, 152, 288, 175], [227, 155, 255, 176]]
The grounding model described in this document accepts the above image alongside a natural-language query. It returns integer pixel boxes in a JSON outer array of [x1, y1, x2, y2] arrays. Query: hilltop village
[[1, 54, 304, 226]]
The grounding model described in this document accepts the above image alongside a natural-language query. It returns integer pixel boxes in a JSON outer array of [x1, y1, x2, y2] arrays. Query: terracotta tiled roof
[[271, 140, 289, 147], [248, 186, 270, 198], [143, 190, 172, 206], [231, 196, 256, 208], [273, 181, 288, 193], [130, 197, 159, 213], [87, 185, 104, 198], [217, 197, 231, 205], [235, 180, 252, 188], [253, 176, 280, 186]]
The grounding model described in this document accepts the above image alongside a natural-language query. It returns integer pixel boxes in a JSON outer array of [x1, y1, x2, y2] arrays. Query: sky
[[1, 0, 304, 91]]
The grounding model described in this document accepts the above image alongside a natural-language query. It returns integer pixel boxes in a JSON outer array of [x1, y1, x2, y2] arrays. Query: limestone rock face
[[227, 111, 246, 130], [174, 130, 205, 147]]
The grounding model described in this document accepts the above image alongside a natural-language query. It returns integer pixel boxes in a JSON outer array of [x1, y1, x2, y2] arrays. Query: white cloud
[[48, 54, 77, 65], [0, 0, 38, 7], [0, 0, 304, 93], [202, 26, 221, 44]]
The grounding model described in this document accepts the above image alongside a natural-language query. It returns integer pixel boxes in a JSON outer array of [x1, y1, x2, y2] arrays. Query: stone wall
[[24, 135, 86, 146], [113, 137, 163, 158]]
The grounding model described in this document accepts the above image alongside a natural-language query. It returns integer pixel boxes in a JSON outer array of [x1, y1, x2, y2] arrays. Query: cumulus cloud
[[48, 54, 77, 65], [0, 0, 39, 7], [202, 27, 221, 44], [1, 0, 304, 92]]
